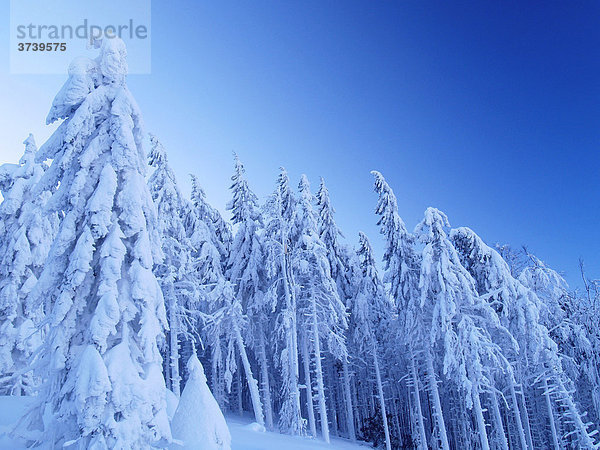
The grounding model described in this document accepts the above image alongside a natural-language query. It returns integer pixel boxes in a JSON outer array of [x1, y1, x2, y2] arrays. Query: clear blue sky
[[0, 1, 598, 287]]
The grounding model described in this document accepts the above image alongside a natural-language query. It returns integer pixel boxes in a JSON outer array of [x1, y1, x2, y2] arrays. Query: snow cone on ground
[[171, 354, 232, 450]]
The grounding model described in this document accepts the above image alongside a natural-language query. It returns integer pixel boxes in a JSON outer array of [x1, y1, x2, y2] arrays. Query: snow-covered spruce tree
[[183, 175, 230, 407], [171, 353, 231, 450], [520, 255, 594, 389], [452, 227, 599, 449], [412, 208, 462, 449], [186, 170, 263, 424], [350, 232, 393, 450], [226, 155, 270, 428], [519, 254, 598, 448], [316, 178, 355, 441], [371, 171, 428, 449], [0, 135, 57, 396], [573, 264, 600, 431], [19, 40, 171, 448], [290, 175, 348, 444], [147, 135, 196, 398], [201, 278, 261, 422], [189, 174, 232, 269], [262, 168, 304, 435]]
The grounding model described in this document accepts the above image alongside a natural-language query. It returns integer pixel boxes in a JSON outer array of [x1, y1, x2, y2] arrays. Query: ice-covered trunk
[[542, 377, 561, 450], [489, 389, 508, 450], [410, 348, 428, 450], [327, 359, 339, 437], [301, 332, 317, 437], [426, 349, 450, 450], [391, 392, 402, 443], [472, 386, 490, 450], [234, 325, 265, 426], [236, 359, 243, 416], [342, 359, 356, 441], [311, 295, 330, 443], [351, 371, 363, 429], [168, 289, 181, 397], [373, 343, 391, 450], [280, 230, 303, 433], [508, 377, 529, 450], [518, 384, 535, 450], [257, 326, 274, 430], [212, 347, 226, 409], [555, 377, 598, 448]]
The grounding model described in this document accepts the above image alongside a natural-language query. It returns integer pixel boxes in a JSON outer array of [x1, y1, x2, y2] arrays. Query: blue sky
[[0, 1, 598, 287]]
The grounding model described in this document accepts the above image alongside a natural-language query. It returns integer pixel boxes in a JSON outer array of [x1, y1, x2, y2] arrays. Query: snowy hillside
[[0, 397, 368, 450]]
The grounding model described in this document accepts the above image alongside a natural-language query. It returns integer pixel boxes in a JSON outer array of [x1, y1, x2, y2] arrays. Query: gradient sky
[[0, 1, 598, 287]]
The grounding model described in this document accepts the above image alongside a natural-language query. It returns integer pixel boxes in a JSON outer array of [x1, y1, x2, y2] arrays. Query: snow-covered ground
[[227, 416, 369, 450], [0, 396, 369, 449]]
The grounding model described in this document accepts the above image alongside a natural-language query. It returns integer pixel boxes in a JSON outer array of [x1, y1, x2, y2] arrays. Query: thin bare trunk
[[410, 348, 428, 450], [235, 326, 265, 426], [311, 295, 330, 443], [257, 328, 274, 430], [472, 387, 490, 450], [489, 389, 509, 450], [509, 377, 528, 450], [342, 359, 356, 441], [373, 345, 391, 450], [301, 333, 317, 437], [168, 292, 181, 397], [542, 377, 560, 450]]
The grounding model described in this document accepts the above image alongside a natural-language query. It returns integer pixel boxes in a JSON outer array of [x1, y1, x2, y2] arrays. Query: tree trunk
[[342, 359, 356, 441], [556, 376, 598, 448], [327, 359, 339, 437], [301, 332, 317, 437], [168, 291, 181, 397], [257, 327, 274, 430], [508, 378, 528, 450], [373, 344, 391, 450], [236, 357, 243, 416], [472, 387, 490, 450], [410, 348, 428, 450], [489, 389, 509, 450], [542, 377, 560, 450], [280, 231, 303, 434], [212, 345, 225, 409], [235, 326, 265, 426], [426, 350, 450, 450], [311, 296, 330, 443], [518, 385, 535, 450]]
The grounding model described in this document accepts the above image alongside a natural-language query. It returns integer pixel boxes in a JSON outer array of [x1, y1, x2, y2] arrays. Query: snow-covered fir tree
[[147, 135, 196, 398], [316, 178, 356, 442], [350, 232, 393, 450], [18, 39, 172, 448], [290, 175, 348, 444], [262, 168, 305, 436], [0, 135, 57, 396], [452, 226, 599, 449], [183, 175, 232, 407], [226, 154, 269, 428], [371, 170, 427, 448]]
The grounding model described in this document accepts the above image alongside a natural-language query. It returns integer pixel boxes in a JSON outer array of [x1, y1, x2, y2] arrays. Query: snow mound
[[166, 388, 179, 421], [242, 423, 265, 433], [170, 355, 231, 450]]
